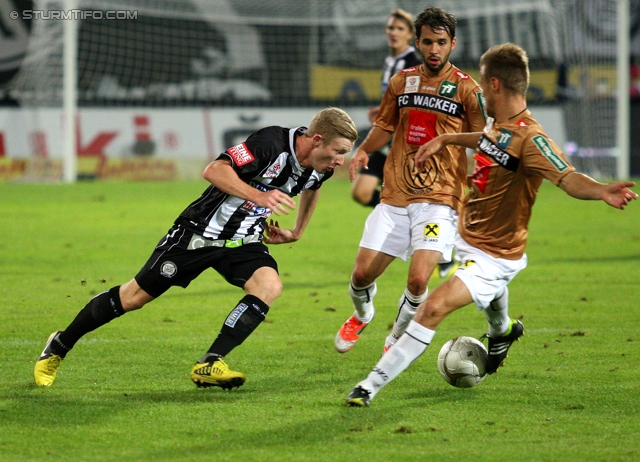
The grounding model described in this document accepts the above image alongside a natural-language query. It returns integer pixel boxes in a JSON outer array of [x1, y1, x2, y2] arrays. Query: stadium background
[[0, 0, 639, 181]]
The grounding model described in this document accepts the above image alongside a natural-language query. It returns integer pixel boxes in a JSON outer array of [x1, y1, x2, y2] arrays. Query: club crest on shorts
[[424, 223, 439, 242], [160, 261, 177, 278]]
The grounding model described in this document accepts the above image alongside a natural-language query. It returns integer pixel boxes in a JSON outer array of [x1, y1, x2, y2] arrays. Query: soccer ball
[[437, 336, 488, 388]]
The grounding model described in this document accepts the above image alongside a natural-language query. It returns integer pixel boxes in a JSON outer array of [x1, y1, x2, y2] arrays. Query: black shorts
[[358, 150, 386, 181], [135, 224, 278, 298]]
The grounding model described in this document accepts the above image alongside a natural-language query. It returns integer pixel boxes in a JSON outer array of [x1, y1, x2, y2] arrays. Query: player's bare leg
[[351, 174, 381, 207]]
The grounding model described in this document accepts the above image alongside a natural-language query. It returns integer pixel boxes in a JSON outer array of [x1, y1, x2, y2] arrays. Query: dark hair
[[414, 6, 456, 40], [480, 43, 530, 96], [389, 8, 415, 35]]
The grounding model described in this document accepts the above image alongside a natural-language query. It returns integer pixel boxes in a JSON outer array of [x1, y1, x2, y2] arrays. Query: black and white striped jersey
[[177, 126, 333, 241], [381, 47, 422, 96]]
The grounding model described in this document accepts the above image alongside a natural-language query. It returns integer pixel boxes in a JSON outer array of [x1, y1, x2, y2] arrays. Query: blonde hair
[[389, 8, 415, 35], [307, 107, 358, 144], [480, 43, 530, 96]]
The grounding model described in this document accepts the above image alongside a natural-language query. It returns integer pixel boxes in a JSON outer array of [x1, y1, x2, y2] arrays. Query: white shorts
[[453, 235, 528, 310], [359, 203, 458, 262]]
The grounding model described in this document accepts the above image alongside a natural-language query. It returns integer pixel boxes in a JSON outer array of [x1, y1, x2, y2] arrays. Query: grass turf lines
[[1, 178, 639, 461]]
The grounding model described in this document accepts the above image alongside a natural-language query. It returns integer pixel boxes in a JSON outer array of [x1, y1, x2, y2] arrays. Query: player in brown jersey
[[345, 42, 637, 407], [335, 7, 486, 356], [351, 8, 421, 208]]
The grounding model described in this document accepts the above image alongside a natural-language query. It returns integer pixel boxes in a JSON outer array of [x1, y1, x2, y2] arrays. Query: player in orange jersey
[[345, 42, 636, 407], [335, 6, 486, 356]]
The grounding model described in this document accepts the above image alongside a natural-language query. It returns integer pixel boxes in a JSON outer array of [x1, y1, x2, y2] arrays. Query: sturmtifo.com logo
[[10, 9, 138, 20]]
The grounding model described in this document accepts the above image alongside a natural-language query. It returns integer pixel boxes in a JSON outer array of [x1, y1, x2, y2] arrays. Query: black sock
[[55, 286, 125, 354], [366, 189, 380, 207], [201, 295, 270, 362]]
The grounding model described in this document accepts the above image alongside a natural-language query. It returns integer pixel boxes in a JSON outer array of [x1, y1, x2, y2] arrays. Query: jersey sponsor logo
[[397, 93, 463, 118], [401, 66, 418, 74], [240, 200, 270, 217], [532, 135, 569, 172], [250, 180, 274, 192], [424, 223, 440, 242], [454, 70, 470, 80], [406, 110, 437, 145], [405, 75, 420, 93], [225, 303, 248, 328], [471, 153, 492, 193], [438, 80, 458, 98], [497, 128, 513, 149], [227, 142, 255, 166], [478, 135, 520, 172], [476, 92, 487, 121], [160, 261, 177, 278], [517, 119, 528, 127]]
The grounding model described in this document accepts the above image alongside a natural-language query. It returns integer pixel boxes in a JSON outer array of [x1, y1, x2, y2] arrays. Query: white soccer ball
[[437, 336, 488, 388]]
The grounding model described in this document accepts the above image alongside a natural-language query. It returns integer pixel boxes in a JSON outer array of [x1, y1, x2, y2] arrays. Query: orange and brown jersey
[[460, 110, 576, 260], [374, 63, 486, 210]]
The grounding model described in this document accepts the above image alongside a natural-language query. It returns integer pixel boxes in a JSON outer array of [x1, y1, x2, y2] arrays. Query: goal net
[[1, 0, 636, 181]]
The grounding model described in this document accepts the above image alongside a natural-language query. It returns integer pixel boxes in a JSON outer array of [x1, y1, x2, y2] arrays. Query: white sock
[[485, 286, 510, 337], [349, 279, 377, 322], [360, 321, 435, 399], [390, 287, 428, 338]]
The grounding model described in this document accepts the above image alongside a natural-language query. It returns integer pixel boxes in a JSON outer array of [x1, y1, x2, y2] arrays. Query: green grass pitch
[[1, 177, 639, 461]]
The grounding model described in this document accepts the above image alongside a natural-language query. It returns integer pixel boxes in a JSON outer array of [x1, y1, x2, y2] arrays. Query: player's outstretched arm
[[264, 189, 320, 244], [414, 132, 482, 170], [559, 172, 638, 210]]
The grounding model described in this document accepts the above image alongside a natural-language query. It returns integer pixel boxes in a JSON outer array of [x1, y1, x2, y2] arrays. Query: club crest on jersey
[[265, 162, 282, 178], [424, 223, 439, 242], [227, 142, 255, 166], [405, 75, 420, 93], [438, 80, 458, 98]]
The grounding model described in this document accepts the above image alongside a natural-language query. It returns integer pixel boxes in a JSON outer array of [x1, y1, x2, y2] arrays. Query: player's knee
[[266, 279, 283, 301], [245, 270, 282, 305], [120, 294, 147, 311], [351, 268, 375, 288], [119, 281, 153, 311], [351, 186, 370, 205], [415, 300, 445, 326], [406, 276, 429, 295]]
